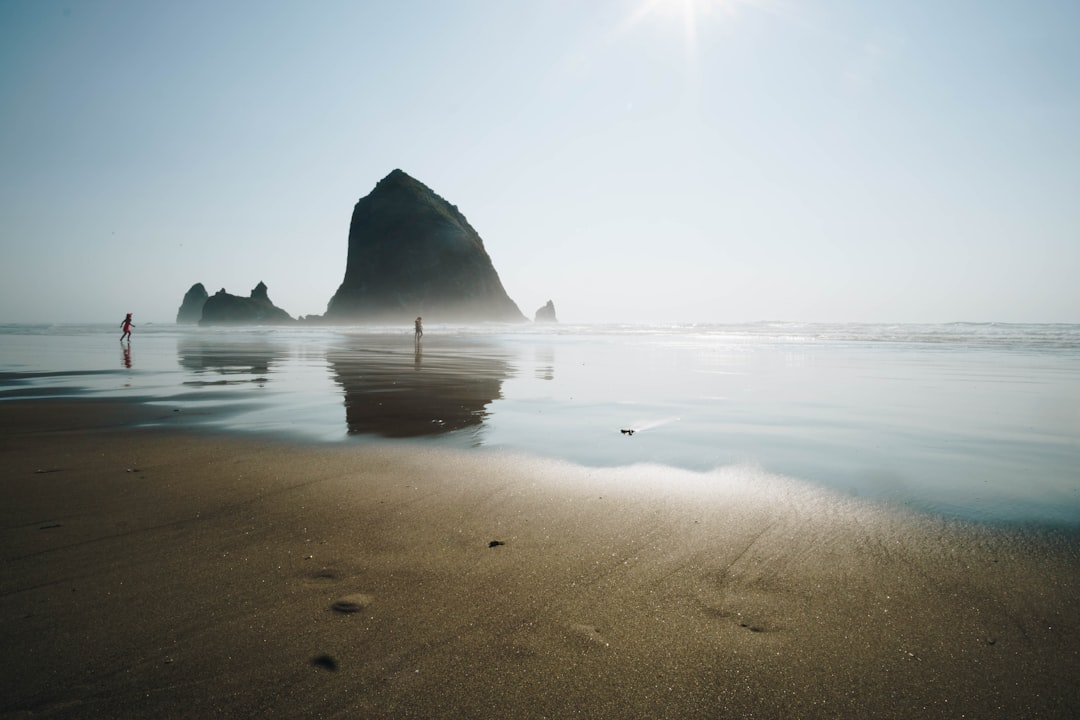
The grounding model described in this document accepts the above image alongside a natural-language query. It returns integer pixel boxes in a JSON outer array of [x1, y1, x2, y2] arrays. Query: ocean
[[2, 322, 1078, 526]]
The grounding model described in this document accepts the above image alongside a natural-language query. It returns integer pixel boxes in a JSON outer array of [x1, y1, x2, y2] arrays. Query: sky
[[1, 0, 1078, 325]]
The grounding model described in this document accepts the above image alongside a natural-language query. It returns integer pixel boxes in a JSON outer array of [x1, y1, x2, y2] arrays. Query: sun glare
[[628, 0, 746, 25], [622, 0, 748, 59]]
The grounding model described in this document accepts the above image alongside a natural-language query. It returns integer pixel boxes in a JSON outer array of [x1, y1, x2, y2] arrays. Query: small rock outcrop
[[199, 282, 294, 325], [324, 169, 526, 324], [176, 283, 209, 324], [534, 300, 558, 323]]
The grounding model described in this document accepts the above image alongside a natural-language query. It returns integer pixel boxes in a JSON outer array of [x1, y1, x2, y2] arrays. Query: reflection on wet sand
[[329, 335, 513, 438], [534, 344, 554, 381], [177, 338, 285, 386]]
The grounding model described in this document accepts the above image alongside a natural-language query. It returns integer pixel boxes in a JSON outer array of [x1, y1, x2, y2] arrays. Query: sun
[[621, 0, 747, 58]]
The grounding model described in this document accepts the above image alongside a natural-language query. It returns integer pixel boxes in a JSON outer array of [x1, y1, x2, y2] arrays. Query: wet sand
[[2, 399, 1078, 719]]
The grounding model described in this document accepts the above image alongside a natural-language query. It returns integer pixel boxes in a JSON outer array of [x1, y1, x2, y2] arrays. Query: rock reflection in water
[[177, 338, 284, 385], [329, 336, 512, 438]]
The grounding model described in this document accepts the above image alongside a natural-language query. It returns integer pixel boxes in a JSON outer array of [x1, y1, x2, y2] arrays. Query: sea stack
[[324, 169, 526, 324], [176, 283, 209, 324], [199, 282, 294, 325], [534, 300, 558, 323]]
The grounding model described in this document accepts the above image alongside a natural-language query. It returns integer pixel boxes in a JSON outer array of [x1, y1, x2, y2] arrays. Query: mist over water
[[1, 322, 1078, 525]]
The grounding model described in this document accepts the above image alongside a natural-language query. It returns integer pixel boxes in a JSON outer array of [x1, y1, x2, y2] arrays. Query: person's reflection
[[329, 336, 511, 438], [122, 344, 132, 369], [535, 345, 554, 381]]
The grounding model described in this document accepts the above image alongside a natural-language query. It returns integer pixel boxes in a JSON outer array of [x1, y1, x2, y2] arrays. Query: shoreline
[[2, 398, 1079, 718], [3, 322, 1079, 527]]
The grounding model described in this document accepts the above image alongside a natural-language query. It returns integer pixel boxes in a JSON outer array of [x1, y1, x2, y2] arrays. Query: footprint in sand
[[739, 621, 767, 633], [298, 567, 343, 589], [331, 593, 375, 614], [311, 654, 339, 671], [699, 598, 780, 635], [308, 568, 340, 581]]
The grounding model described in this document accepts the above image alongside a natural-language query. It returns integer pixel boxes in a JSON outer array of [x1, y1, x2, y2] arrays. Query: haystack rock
[[199, 282, 294, 325], [324, 169, 526, 324], [534, 300, 558, 323], [176, 283, 209, 324]]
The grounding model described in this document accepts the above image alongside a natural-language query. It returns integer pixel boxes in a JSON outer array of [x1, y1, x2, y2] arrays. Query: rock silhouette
[[535, 300, 558, 323], [199, 282, 294, 325], [176, 283, 209, 324], [324, 170, 526, 324]]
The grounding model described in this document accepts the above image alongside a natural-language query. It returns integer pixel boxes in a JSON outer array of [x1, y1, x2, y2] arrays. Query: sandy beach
[[2, 398, 1078, 719]]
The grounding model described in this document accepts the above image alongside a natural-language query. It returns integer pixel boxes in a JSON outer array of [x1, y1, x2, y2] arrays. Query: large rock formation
[[534, 300, 558, 323], [199, 282, 294, 325], [176, 283, 209, 324], [324, 169, 526, 324]]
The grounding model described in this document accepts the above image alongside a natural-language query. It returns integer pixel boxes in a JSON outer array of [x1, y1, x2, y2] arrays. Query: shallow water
[[1, 322, 1078, 525]]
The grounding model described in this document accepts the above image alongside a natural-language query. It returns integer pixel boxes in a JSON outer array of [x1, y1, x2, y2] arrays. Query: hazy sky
[[2, 0, 1077, 324]]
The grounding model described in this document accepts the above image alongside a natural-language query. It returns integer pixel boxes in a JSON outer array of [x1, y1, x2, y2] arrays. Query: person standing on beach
[[414, 316, 423, 343], [120, 313, 135, 342]]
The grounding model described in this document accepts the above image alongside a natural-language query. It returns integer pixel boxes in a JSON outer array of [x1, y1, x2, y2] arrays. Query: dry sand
[[1, 400, 1078, 719]]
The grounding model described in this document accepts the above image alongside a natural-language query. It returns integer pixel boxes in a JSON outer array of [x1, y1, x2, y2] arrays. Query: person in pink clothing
[[120, 313, 135, 342]]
